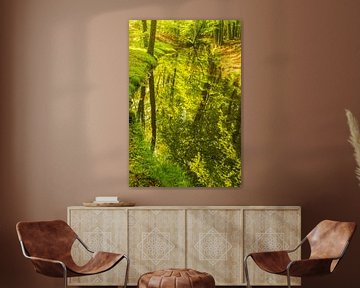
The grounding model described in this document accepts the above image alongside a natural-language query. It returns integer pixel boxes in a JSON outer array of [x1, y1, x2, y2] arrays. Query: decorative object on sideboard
[[83, 196, 135, 207], [94, 196, 120, 203], [83, 201, 136, 207], [345, 109, 360, 185]]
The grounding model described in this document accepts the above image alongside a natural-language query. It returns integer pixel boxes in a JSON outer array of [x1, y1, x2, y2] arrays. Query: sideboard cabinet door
[[67, 208, 128, 286], [243, 208, 301, 286], [187, 209, 243, 285], [128, 209, 186, 284]]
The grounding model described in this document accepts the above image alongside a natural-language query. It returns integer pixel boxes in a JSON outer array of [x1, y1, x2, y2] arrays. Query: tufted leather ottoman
[[138, 268, 215, 288]]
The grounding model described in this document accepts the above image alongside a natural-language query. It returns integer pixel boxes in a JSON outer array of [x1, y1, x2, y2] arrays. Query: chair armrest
[[19, 240, 67, 277], [26, 255, 67, 278], [26, 255, 64, 265], [247, 250, 290, 259], [245, 237, 306, 258], [76, 236, 94, 253], [287, 258, 336, 277], [285, 237, 307, 253], [245, 237, 306, 260]]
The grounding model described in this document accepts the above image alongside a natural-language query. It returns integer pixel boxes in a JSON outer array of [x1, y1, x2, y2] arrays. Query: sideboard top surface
[[68, 205, 301, 210]]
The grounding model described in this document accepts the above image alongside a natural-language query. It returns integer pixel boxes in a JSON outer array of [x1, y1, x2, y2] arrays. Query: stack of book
[[83, 196, 135, 207], [93, 196, 119, 204]]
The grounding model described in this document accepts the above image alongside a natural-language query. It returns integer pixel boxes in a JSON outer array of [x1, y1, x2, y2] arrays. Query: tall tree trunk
[[149, 71, 156, 151], [219, 20, 224, 45], [214, 20, 224, 46], [193, 82, 210, 124], [147, 20, 157, 55], [232, 21, 236, 39], [147, 20, 157, 151], [137, 86, 146, 128], [227, 20, 234, 40], [137, 20, 149, 127], [193, 51, 218, 126], [142, 20, 148, 47]]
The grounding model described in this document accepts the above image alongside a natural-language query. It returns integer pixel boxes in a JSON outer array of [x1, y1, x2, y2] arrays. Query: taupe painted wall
[[1, 0, 360, 287]]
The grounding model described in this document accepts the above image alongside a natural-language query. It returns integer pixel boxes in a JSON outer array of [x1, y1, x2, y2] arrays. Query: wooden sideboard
[[67, 206, 301, 286]]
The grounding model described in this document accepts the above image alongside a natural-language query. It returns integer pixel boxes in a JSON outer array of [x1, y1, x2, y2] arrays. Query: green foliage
[[154, 41, 176, 58], [129, 20, 242, 187], [129, 122, 192, 187], [129, 47, 156, 97]]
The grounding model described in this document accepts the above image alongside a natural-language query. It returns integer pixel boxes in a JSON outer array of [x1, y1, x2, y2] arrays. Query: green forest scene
[[129, 20, 242, 187]]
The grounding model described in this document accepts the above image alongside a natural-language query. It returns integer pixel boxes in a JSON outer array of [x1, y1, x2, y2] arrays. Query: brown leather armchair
[[16, 220, 129, 288], [244, 220, 356, 288]]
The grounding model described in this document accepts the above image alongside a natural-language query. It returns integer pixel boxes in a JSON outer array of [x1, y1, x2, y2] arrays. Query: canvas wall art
[[129, 20, 241, 187]]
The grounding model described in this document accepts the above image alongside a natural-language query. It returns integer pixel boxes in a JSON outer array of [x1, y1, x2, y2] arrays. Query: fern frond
[[345, 109, 360, 185]]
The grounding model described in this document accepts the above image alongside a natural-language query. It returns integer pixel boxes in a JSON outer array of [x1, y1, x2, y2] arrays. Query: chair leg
[[62, 264, 68, 288], [286, 270, 291, 288], [243, 255, 252, 288], [123, 255, 130, 288]]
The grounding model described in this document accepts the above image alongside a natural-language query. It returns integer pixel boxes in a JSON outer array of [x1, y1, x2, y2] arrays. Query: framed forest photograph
[[129, 20, 242, 187]]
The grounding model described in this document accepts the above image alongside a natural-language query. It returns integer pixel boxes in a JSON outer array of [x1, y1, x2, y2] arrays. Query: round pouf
[[138, 268, 215, 288]]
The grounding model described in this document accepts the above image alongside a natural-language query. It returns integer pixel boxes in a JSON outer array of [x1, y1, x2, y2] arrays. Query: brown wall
[[1, 0, 360, 287]]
